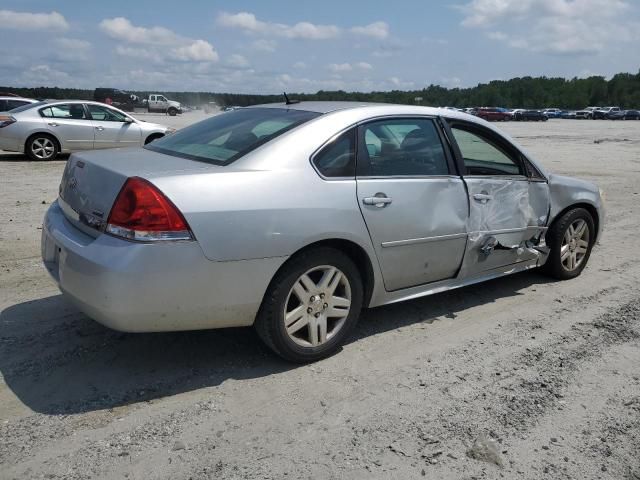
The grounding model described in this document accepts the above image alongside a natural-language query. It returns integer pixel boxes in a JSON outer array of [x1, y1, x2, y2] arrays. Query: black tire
[[168, 107, 177, 116], [144, 133, 164, 145], [26, 133, 59, 161], [255, 247, 363, 363], [543, 208, 595, 280]]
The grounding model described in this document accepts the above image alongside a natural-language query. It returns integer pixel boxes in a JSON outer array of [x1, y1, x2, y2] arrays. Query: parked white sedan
[[0, 100, 173, 160]]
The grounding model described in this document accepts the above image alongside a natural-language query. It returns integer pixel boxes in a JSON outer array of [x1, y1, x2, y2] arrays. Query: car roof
[[0, 96, 37, 101], [248, 101, 396, 114]]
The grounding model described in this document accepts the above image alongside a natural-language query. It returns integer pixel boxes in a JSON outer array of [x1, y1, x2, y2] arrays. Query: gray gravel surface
[[1, 116, 639, 479]]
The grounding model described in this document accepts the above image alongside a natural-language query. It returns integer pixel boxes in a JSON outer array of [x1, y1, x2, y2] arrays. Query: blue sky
[[0, 0, 638, 93]]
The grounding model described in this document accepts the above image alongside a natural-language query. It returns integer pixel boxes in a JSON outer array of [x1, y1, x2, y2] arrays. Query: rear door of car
[[355, 116, 468, 291], [444, 119, 550, 276], [86, 104, 141, 149], [38, 103, 94, 150]]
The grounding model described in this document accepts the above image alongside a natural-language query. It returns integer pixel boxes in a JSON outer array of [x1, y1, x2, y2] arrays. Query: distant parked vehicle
[[593, 107, 621, 119], [0, 96, 38, 112], [513, 110, 548, 121], [560, 111, 577, 119], [144, 94, 183, 116], [0, 100, 173, 160], [94, 88, 140, 112], [474, 107, 512, 121], [543, 108, 564, 118], [605, 110, 625, 120], [623, 109, 640, 120], [575, 107, 598, 119]]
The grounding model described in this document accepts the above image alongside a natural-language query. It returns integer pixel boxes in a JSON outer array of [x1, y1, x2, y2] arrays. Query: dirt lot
[[1, 116, 639, 479]]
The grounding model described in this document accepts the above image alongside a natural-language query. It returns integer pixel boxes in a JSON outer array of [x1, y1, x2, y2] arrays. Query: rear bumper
[[42, 201, 287, 332]]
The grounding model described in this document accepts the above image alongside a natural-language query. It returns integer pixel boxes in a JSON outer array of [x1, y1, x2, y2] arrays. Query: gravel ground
[[1, 115, 639, 479]]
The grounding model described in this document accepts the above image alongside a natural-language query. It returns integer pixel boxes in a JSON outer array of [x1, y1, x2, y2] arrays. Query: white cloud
[[251, 39, 277, 52], [102, 17, 218, 63], [54, 38, 91, 51], [227, 54, 250, 68], [100, 17, 179, 45], [328, 63, 353, 72], [293, 61, 307, 69], [0, 10, 68, 31], [355, 62, 373, 70], [328, 62, 374, 73], [171, 40, 219, 62], [218, 12, 340, 40], [53, 38, 92, 61], [351, 21, 390, 39], [20, 64, 70, 85], [459, 0, 637, 55]]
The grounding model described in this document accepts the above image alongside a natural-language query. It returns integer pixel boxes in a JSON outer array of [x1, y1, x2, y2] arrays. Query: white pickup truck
[[144, 94, 182, 116]]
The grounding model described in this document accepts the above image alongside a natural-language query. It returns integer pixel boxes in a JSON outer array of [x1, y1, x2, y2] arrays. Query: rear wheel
[[543, 208, 595, 280], [26, 134, 58, 161], [255, 247, 363, 363]]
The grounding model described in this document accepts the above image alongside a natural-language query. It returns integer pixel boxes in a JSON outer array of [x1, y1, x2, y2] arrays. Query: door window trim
[[355, 115, 457, 179], [442, 119, 545, 181], [309, 126, 358, 181]]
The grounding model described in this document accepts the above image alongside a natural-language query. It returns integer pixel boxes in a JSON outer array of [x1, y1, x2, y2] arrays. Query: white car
[[0, 100, 174, 160]]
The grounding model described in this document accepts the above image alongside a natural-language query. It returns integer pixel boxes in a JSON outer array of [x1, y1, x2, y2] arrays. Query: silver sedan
[[0, 100, 173, 160], [41, 102, 604, 362]]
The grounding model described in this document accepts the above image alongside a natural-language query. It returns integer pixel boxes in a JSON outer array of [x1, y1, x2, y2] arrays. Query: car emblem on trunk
[[69, 177, 78, 190]]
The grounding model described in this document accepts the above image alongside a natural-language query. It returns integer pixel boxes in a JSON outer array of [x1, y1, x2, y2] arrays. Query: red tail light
[[106, 177, 193, 241], [0, 115, 16, 128]]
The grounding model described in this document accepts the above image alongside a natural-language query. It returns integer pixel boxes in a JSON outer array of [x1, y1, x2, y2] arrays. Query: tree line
[[2, 70, 640, 109]]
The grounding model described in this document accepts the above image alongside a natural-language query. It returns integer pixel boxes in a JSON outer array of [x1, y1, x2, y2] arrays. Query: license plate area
[[42, 229, 62, 282]]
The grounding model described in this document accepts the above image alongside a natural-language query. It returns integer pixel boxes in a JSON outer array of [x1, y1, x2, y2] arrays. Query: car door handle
[[363, 195, 392, 207], [48, 122, 59, 127], [473, 193, 493, 203], [95, 126, 104, 131]]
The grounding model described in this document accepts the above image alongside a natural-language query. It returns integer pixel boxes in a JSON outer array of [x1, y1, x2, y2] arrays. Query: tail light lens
[[106, 177, 193, 241], [0, 115, 16, 128]]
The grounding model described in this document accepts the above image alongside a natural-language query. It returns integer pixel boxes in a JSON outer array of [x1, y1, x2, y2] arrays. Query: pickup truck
[[144, 94, 182, 116]]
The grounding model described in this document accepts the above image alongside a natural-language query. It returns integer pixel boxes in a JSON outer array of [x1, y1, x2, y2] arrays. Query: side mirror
[[124, 117, 134, 123]]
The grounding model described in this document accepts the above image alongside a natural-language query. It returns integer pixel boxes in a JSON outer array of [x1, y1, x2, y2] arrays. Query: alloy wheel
[[31, 137, 55, 160], [283, 265, 351, 347], [560, 219, 590, 272]]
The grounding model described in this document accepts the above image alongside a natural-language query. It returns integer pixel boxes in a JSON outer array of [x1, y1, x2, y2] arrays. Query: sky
[[0, 0, 639, 93]]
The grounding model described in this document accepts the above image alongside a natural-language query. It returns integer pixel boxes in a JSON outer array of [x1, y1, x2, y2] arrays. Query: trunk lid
[[58, 147, 221, 236]]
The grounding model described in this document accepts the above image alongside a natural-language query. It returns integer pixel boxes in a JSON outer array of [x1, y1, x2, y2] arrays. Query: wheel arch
[[548, 202, 600, 244], [144, 132, 165, 145], [266, 238, 376, 308], [25, 131, 62, 153]]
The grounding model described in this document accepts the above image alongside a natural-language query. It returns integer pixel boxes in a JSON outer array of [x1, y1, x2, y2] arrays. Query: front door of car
[[446, 121, 550, 277], [356, 117, 469, 291], [86, 104, 141, 149], [39, 103, 94, 150]]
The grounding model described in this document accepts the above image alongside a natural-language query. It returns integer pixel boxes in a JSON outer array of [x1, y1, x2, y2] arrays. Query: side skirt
[[369, 259, 540, 308]]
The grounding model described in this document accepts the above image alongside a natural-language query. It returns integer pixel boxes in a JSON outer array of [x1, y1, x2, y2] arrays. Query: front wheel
[[168, 107, 177, 116], [255, 247, 363, 363], [543, 208, 595, 280]]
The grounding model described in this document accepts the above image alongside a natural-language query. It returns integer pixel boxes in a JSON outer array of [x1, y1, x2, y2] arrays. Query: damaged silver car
[[41, 102, 604, 362]]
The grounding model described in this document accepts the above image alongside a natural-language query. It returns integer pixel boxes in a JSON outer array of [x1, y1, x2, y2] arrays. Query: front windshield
[[145, 107, 320, 165]]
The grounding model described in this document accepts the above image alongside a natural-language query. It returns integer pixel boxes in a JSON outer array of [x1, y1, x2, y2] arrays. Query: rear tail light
[[0, 115, 16, 128], [106, 177, 193, 241]]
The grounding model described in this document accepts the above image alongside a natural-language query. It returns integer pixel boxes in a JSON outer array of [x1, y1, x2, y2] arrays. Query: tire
[[168, 108, 177, 116], [26, 134, 59, 161], [255, 247, 364, 363], [543, 208, 595, 280]]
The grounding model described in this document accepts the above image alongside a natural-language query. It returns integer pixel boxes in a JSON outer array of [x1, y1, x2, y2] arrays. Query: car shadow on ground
[[0, 270, 554, 415], [0, 152, 69, 162]]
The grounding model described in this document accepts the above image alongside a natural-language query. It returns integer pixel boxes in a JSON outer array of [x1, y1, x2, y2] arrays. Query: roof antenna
[[283, 91, 300, 105]]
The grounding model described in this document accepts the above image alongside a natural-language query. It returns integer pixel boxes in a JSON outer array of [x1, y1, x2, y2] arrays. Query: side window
[[39, 104, 87, 120], [87, 104, 127, 122], [0, 100, 6, 111], [358, 118, 449, 177], [312, 129, 356, 178], [7, 100, 28, 110], [450, 127, 523, 176]]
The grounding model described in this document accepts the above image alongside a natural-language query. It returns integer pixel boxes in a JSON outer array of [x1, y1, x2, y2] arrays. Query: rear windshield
[[145, 107, 321, 165], [9, 101, 45, 113]]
